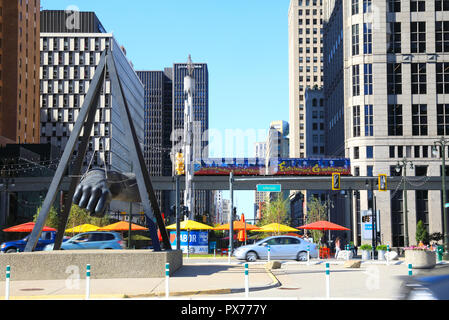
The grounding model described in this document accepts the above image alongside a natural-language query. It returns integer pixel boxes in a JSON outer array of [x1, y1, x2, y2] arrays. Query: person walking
[[334, 236, 342, 258]]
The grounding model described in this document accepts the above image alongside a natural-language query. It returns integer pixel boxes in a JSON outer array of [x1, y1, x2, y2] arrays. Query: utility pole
[[433, 138, 449, 260], [183, 55, 195, 220]]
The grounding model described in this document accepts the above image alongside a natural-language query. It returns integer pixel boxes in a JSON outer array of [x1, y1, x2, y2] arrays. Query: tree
[[305, 196, 329, 243], [416, 220, 429, 245], [258, 194, 290, 236], [34, 205, 110, 233]]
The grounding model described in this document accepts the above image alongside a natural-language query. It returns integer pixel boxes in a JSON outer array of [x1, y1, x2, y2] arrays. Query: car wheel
[[297, 251, 308, 261], [246, 251, 258, 262], [6, 248, 17, 253]]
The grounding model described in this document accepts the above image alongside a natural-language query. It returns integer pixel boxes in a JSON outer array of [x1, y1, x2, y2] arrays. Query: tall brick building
[[0, 0, 41, 145]]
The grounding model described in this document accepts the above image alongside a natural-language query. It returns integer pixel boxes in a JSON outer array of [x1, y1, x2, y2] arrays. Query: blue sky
[[41, 0, 290, 222]]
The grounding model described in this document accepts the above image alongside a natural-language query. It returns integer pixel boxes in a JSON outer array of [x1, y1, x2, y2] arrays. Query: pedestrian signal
[[332, 173, 341, 191], [378, 174, 387, 191]]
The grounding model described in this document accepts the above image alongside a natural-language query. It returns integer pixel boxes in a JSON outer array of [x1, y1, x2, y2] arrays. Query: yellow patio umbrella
[[97, 221, 148, 231], [65, 224, 99, 234], [253, 223, 299, 233], [166, 220, 214, 231]]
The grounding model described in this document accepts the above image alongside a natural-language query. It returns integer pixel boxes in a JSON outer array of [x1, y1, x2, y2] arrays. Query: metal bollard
[[408, 264, 413, 276], [228, 246, 231, 264], [268, 245, 271, 262], [165, 263, 170, 298], [386, 245, 390, 265], [85, 264, 91, 300], [5, 265, 10, 300], [244, 263, 249, 298], [325, 263, 330, 299], [307, 244, 310, 265]]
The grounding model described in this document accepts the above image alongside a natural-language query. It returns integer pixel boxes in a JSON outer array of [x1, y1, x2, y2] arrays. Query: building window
[[436, 21, 449, 52], [352, 65, 360, 96], [354, 146, 360, 159], [387, 63, 402, 95], [387, 22, 401, 53], [364, 104, 373, 136], [410, 0, 425, 11], [411, 63, 427, 94], [388, 104, 403, 136], [363, 23, 372, 54], [437, 104, 449, 135], [367, 165, 373, 177], [389, 146, 395, 158], [366, 146, 373, 159], [363, 0, 372, 13], [353, 105, 361, 137], [436, 0, 449, 11], [411, 22, 426, 53], [412, 104, 428, 136], [364, 64, 373, 95], [388, 0, 401, 12], [391, 191, 404, 247], [436, 63, 449, 94], [352, 0, 359, 15], [352, 24, 359, 56]]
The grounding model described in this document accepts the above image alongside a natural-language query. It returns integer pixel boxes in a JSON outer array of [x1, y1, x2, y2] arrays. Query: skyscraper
[[137, 69, 173, 219], [323, 0, 448, 247], [289, 0, 324, 159], [39, 10, 144, 214], [0, 0, 41, 145]]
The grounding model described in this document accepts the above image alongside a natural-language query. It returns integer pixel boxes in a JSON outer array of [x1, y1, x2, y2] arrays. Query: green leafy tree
[[416, 220, 429, 245], [258, 194, 290, 236], [305, 196, 329, 243], [34, 205, 110, 234]]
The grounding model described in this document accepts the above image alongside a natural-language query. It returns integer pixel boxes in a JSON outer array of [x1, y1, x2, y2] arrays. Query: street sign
[[256, 184, 282, 193]]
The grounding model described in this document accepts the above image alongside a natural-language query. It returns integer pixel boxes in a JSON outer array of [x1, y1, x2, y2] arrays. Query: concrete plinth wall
[[0, 250, 183, 281]]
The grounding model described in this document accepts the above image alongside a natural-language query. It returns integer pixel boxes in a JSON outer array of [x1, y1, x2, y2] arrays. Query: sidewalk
[[0, 261, 279, 300]]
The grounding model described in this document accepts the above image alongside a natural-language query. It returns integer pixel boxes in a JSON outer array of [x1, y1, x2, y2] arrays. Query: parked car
[[44, 231, 126, 251], [233, 235, 318, 262], [1, 231, 59, 253]]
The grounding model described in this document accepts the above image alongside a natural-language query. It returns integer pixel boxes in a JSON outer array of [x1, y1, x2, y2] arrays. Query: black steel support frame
[[25, 50, 171, 252]]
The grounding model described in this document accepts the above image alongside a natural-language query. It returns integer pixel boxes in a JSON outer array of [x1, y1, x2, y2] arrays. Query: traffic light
[[362, 215, 371, 223], [175, 152, 185, 175], [332, 173, 341, 191], [378, 174, 387, 191]]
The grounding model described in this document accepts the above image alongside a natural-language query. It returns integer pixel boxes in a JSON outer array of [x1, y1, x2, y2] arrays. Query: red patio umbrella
[[3, 222, 56, 233], [297, 220, 350, 231]]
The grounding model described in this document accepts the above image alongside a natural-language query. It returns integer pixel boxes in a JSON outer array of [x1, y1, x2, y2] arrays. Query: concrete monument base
[[0, 249, 182, 281]]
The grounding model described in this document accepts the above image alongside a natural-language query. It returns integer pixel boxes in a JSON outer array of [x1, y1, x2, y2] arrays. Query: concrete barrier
[[0, 250, 183, 281]]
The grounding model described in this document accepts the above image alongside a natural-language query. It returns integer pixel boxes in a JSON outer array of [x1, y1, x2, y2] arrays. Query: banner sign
[[170, 231, 209, 254]]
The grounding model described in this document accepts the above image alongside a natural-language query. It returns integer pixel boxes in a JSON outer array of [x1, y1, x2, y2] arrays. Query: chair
[[319, 247, 330, 259]]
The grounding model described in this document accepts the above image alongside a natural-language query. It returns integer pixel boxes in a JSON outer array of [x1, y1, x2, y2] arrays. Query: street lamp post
[[433, 137, 449, 260], [395, 159, 414, 248]]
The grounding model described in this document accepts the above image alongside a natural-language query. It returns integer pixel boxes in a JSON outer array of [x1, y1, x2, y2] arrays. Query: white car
[[233, 235, 318, 262]]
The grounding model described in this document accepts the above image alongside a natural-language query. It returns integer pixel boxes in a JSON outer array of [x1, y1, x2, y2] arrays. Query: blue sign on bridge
[[256, 184, 282, 193]]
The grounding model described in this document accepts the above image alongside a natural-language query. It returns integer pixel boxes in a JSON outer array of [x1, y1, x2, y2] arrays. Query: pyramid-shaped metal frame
[[25, 50, 171, 252]]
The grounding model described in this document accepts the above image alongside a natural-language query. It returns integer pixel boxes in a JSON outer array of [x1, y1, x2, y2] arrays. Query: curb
[[124, 266, 281, 299]]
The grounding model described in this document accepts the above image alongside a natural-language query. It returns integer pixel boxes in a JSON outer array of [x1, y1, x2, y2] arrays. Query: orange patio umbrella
[[237, 214, 248, 243], [98, 221, 148, 231]]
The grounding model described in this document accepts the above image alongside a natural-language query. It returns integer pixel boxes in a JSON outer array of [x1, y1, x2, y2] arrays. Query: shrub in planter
[[360, 244, 372, 260], [376, 245, 388, 260]]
